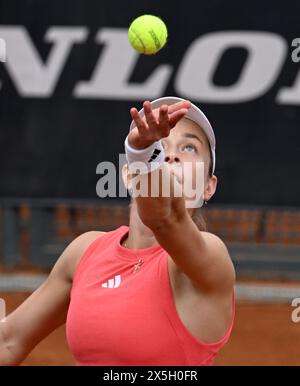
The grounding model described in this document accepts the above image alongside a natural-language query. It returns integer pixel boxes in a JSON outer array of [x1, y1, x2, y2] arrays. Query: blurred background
[[1, 0, 300, 365]]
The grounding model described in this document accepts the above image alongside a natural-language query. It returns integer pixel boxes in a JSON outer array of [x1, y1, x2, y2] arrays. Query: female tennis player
[[0, 97, 235, 366]]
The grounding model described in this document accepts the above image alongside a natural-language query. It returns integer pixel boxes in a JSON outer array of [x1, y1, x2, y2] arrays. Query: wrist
[[127, 133, 154, 150], [124, 135, 165, 175]]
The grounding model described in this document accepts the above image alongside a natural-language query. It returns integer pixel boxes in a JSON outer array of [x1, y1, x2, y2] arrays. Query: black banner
[[0, 0, 299, 205]]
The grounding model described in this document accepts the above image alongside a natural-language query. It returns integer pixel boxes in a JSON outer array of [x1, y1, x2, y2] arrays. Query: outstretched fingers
[[168, 100, 191, 114], [130, 107, 148, 135], [143, 101, 158, 130], [130, 100, 190, 145], [158, 105, 170, 136], [169, 108, 188, 128]]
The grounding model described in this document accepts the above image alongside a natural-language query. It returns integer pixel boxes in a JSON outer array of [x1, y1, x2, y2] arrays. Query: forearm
[[147, 213, 209, 272], [134, 164, 186, 228], [0, 322, 21, 366]]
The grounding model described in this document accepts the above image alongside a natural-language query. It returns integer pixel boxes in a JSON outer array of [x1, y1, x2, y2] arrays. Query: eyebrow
[[182, 133, 204, 145]]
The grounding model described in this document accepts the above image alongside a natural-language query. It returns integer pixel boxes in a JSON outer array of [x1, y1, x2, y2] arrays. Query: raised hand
[[128, 100, 191, 150]]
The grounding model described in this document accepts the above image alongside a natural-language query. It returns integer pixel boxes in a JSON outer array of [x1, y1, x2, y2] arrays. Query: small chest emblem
[[101, 275, 121, 288]]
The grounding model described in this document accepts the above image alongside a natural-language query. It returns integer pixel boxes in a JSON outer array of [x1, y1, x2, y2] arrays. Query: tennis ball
[[128, 15, 168, 55]]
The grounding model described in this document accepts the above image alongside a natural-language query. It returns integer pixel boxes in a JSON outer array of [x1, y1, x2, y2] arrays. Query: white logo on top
[[101, 275, 121, 288]]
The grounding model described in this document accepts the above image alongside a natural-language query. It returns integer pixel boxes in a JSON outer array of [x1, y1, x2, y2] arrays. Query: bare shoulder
[[58, 231, 106, 282], [200, 231, 231, 259], [200, 231, 230, 255], [200, 231, 236, 290]]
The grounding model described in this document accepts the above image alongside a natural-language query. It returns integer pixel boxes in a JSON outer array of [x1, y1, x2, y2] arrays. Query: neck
[[124, 200, 157, 250]]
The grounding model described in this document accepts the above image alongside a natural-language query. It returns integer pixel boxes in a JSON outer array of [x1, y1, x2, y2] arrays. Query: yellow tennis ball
[[128, 15, 168, 55]]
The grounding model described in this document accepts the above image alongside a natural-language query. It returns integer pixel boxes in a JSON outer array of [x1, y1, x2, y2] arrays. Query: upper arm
[[196, 231, 236, 293], [2, 231, 104, 365], [151, 216, 235, 294]]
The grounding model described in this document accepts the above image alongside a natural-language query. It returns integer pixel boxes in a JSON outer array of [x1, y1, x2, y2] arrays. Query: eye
[[183, 144, 197, 153]]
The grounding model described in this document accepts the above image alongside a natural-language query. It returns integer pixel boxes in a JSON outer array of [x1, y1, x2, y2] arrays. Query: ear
[[204, 175, 217, 202], [122, 163, 132, 191]]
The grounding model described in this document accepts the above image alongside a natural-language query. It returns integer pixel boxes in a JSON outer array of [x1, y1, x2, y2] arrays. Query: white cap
[[129, 96, 216, 174]]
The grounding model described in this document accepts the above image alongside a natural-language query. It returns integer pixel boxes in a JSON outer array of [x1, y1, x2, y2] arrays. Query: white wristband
[[124, 136, 165, 174]]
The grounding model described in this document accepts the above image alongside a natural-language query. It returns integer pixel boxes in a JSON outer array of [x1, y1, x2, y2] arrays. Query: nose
[[164, 153, 180, 164]]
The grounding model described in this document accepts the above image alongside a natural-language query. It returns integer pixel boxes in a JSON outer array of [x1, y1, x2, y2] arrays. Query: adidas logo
[[101, 275, 121, 288], [147, 148, 161, 163]]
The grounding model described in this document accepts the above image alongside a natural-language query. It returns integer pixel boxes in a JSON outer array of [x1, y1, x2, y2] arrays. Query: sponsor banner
[[0, 0, 299, 205]]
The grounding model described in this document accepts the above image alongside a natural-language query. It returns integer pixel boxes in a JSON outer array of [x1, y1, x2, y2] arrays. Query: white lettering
[[291, 298, 300, 323], [0, 26, 87, 96], [175, 31, 287, 103], [74, 28, 172, 100], [277, 39, 300, 105]]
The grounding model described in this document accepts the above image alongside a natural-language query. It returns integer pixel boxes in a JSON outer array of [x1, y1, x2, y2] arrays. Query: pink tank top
[[66, 226, 235, 366]]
